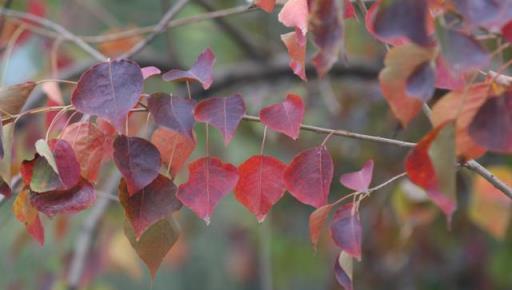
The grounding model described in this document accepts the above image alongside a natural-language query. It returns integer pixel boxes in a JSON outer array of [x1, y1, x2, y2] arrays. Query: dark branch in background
[[192, 0, 266, 61]]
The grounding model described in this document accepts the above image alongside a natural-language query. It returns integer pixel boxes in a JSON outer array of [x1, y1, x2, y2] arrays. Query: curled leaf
[[162, 48, 215, 90], [281, 29, 307, 81]]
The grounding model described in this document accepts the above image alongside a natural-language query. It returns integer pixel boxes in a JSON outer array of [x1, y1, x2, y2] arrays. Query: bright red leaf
[[148, 93, 196, 140], [281, 29, 307, 81], [61, 122, 108, 182], [113, 135, 161, 196], [284, 146, 333, 208], [151, 128, 196, 178], [503, 21, 512, 43], [194, 95, 246, 145], [309, 203, 334, 251], [329, 202, 362, 260], [278, 0, 308, 36], [13, 189, 44, 246], [71, 59, 143, 132], [259, 94, 304, 140], [234, 155, 287, 222], [119, 175, 182, 240], [339, 160, 374, 192], [162, 48, 216, 90], [30, 179, 96, 217], [177, 157, 238, 224], [255, 0, 276, 13]]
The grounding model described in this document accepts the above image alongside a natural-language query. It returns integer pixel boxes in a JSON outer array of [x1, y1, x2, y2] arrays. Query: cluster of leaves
[[2, 0, 512, 289]]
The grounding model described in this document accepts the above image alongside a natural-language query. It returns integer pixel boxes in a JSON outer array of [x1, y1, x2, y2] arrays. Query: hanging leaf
[[0, 81, 36, 118], [194, 95, 246, 145], [309, 203, 334, 251], [503, 21, 512, 43], [151, 128, 196, 178], [119, 175, 182, 240], [259, 94, 304, 140], [124, 218, 179, 279], [281, 29, 307, 81], [284, 146, 333, 208], [177, 157, 238, 224], [162, 48, 216, 90], [339, 160, 374, 193], [255, 0, 276, 12], [368, 0, 431, 46], [141, 66, 161, 79], [47, 139, 81, 189], [431, 83, 489, 159], [71, 59, 144, 132], [113, 135, 161, 196], [405, 122, 457, 222], [278, 0, 309, 36], [234, 155, 287, 222], [12, 189, 44, 246], [308, 0, 345, 77], [148, 93, 196, 140], [469, 91, 512, 153], [30, 179, 96, 217], [329, 202, 362, 260], [61, 122, 108, 182], [379, 44, 435, 127], [334, 251, 354, 290]]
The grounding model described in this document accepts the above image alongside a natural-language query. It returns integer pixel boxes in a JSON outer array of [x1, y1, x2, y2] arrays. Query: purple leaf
[[71, 59, 143, 132], [148, 93, 196, 140], [334, 251, 353, 290], [339, 160, 374, 192], [141, 66, 161, 79], [329, 202, 362, 260], [406, 61, 436, 102], [162, 48, 216, 90]]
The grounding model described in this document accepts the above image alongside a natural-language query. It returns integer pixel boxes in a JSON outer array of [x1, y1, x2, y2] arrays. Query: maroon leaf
[[278, 0, 309, 36], [406, 61, 436, 102], [113, 135, 161, 196], [281, 29, 307, 81], [147, 93, 196, 140], [194, 95, 246, 145], [141, 66, 161, 79], [71, 59, 144, 132], [162, 48, 215, 90], [177, 157, 238, 224], [284, 146, 333, 208], [151, 128, 196, 178], [47, 139, 81, 189], [119, 175, 182, 240], [469, 92, 512, 153], [329, 202, 362, 260], [339, 160, 374, 193], [30, 179, 96, 217], [259, 94, 304, 140], [0, 177, 11, 199], [503, 21, 512, 43], [234, 155, 287, 222]]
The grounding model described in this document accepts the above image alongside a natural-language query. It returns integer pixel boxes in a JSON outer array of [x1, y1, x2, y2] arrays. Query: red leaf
[[61, 122, 107, 182], [255, 0, 276, 12], [151, 128, 196, 178], [234, 155, 287, 222], [343, 0, 356, 19], [30, 179, 96, 217], [309, 0, 345, 77], [309, 203, 334, 251], [113, 135, 161, 196], [119, 175, 182, 240], [194, 95, 246, 145], [469, 91, 512, 153], [12, 190, 44, 246], [329, 202, 362, 260], [148, 93, 196, 140], [259, 94, 304, 139], [177, 157, 238, 224], [339, 160, 374, 192], [503, 21, 512, 43], [284, 146, 333, 208], [368, 0, 431, 46], [405, 122, 457, 221], [334, 251, 354, 290], [71, 59, 144, 132], [0, 177, 11, 199], [281, 29, 307, 81], [162, 48, 216, 90], [278, 0, 309, 36], [47, 139, 81, 189], [141, 66, 161, 79], [435, 56, 465, 90]]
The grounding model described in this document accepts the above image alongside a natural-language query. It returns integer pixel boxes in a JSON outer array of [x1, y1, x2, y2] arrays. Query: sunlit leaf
[[278, 0, 308, 36]]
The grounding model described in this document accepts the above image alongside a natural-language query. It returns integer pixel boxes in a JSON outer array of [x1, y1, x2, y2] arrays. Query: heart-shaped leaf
[[113, 135, 161, 196], [148, 93, 196, 140], [260, 94, 305, 140], [339, 160, 374, 193], [194, 95, 246, 145], [234, 155, 287, 222], [329, 202, 362, 260], [284, 146, 333, 208], [162, 48, 215, 90], [119, 175, 182, 240], [177, 157, 238, 224], [71, 59, 143, 132]]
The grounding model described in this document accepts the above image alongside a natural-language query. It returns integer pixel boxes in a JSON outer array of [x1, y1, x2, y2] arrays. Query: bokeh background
[[1, 0, 512, 290]]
